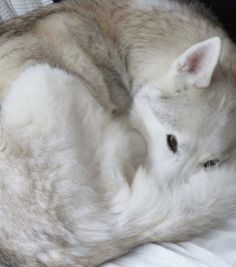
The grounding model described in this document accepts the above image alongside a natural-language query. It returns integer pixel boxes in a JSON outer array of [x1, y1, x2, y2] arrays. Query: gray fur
[[0, 1, 236, 266]]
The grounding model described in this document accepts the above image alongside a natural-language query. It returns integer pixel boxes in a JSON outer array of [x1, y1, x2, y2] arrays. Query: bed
[[0, 1, 235, 266], [103, 219, 236, 267]]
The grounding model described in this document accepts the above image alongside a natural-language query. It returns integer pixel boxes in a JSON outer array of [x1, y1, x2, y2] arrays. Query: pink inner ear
[[174, 37, 221, 88], [178, 48, 207, 74]]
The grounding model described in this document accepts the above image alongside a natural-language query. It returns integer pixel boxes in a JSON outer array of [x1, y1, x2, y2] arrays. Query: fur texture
[[0, 64, 235, 267], [0, 0, 236, 266]]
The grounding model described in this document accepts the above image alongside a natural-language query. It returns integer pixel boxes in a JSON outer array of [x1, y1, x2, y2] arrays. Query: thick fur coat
[[0, 0, 236, 266]]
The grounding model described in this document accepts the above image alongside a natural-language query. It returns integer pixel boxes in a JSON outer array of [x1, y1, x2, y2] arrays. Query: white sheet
[[104, 219, 236, 267], [0, 0, 52, 22]]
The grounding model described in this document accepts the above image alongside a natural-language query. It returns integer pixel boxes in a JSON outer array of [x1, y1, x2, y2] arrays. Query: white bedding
[[0, 2, 236, 267], [0, 0, 52, 22], [104, 219, 236, 267]]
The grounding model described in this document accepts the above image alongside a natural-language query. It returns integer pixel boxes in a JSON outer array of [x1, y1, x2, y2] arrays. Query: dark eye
[[167, 135, 178, 153], [203, 159, 220, 169]]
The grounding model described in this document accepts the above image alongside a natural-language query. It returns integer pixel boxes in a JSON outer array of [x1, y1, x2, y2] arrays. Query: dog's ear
[[173, 37, 221, 88]]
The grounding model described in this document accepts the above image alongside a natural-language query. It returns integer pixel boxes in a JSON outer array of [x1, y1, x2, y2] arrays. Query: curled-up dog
[[0, 63, 235, 267], [0, 0, 236, 266]]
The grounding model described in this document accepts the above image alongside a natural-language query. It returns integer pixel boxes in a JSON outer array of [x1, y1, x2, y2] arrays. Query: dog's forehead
[[151, 85, 236, 140]]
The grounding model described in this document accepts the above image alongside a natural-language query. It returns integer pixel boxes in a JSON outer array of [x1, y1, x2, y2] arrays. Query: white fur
[[0, 0, 236, 266], [0, 64, 236, 266], [173, 37, 222, 88], [132, 0, 180, 11]]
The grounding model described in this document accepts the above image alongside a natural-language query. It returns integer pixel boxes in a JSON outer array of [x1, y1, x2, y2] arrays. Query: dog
[[0, 63, 235, 267], [0, 0, 236, 266]]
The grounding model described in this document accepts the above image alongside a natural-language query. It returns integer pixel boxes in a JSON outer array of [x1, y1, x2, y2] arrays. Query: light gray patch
[[153, 108, 177, 128]]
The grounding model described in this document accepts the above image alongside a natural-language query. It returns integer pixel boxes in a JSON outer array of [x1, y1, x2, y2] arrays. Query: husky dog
[[0, 0, 236, 266], [0, 63, 235, 267], [0, 0, 235, 174]]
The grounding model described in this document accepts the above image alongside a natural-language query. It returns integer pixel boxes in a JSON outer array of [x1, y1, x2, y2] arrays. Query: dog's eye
[[167, 135, 178, 153], [203, 159, 220, 169]]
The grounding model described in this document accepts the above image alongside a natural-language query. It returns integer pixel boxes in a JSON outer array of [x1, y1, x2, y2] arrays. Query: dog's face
[[133, 37, 236, 180]]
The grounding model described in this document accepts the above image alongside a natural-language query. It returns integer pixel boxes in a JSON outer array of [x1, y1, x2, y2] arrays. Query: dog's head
[[132, 37, 236, 179]]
